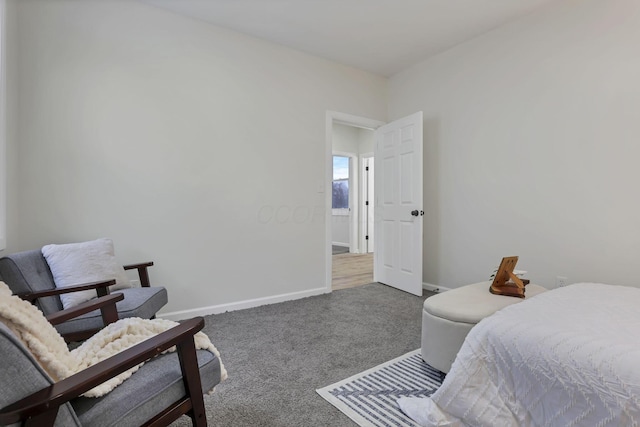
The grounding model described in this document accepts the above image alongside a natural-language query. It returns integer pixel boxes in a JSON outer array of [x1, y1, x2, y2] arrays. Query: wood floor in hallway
[[332, 252, 374, 290]]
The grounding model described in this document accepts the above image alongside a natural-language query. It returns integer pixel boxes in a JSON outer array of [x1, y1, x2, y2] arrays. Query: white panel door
[[374, 112, 423, 296]]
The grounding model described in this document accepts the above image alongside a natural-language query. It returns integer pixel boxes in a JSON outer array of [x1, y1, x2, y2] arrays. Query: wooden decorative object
[[489, 256, 525, 298]]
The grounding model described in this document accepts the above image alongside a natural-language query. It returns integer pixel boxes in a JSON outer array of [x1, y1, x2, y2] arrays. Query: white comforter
[[399, 283, 640, 426]]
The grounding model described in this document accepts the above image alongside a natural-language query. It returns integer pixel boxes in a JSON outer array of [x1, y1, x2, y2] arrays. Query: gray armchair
[[0, 250, 167, 342], [0, 310, 222, 426]]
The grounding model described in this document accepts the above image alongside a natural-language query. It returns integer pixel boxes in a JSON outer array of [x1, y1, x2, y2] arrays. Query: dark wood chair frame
[[123, 262, 155, 287], [18, 262, 155, 343], [0, 290, 209, 427]]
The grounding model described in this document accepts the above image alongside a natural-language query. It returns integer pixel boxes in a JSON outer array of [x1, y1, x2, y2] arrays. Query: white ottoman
[[422, 281, 547, 373]]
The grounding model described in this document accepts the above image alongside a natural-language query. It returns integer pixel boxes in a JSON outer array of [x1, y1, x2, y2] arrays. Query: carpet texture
[[170, 283, 431, 426]]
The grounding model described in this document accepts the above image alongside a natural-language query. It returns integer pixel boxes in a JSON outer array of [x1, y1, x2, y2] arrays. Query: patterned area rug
[[316, 350, 445, 427]]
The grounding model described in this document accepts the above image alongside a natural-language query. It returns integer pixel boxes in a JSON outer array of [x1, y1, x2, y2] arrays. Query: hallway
[[332, 252, 374, 290]]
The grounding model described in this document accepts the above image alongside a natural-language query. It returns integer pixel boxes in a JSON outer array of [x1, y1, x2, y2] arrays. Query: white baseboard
[[158, 287, 330, 321], [332, 241, 349, 247], [422, 282, 452, 293]]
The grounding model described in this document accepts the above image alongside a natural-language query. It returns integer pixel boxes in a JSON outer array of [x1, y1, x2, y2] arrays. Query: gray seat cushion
[[54, 287, 168, 336], [1, 319, 221, 426], [72, 349, 222, 427], [0, 322, 80, 427]]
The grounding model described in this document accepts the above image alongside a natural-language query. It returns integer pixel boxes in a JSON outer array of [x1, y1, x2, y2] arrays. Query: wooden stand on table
[[489, 256, 526, 298]]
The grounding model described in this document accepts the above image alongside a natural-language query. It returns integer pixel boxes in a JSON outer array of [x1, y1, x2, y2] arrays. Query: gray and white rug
[[317, 350, 445, 427]]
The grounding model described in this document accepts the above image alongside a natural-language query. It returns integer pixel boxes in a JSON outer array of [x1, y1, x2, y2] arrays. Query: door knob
[[411, 210, 419, 216]]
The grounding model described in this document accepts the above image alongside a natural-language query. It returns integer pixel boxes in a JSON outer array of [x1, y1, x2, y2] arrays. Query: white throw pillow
[[42, 238, 131, 310]]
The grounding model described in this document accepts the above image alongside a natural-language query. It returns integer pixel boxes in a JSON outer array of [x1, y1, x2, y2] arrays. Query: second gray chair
[[0, 250, 168, 341]]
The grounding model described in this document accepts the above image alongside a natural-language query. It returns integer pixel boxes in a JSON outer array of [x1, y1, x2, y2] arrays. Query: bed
[[398, 283, 640, 426]]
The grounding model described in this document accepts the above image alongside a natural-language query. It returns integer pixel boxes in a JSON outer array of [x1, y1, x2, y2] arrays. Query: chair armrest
[[46, 293, 124, 326], [0, 317, 205, 425], [18, 279, 116, 302], [123, 262, 154, 287], [123, 262, 154, 270]]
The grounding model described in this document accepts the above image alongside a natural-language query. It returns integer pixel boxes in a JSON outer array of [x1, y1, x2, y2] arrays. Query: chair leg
[[99, 302, 120, 326], [176, 338, 207, 427]]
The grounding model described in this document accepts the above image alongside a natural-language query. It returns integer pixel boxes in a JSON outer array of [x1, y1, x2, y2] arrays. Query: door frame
[[360, 154, 374, 254], [325, 111, 385, 292]]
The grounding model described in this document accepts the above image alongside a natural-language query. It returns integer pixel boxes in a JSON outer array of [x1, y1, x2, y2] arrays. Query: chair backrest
[[0, 321, 80, 426], [0, 250, 63, 315]]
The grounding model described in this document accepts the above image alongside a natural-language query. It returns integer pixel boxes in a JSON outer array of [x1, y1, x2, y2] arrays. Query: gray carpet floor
[[171, 283, 433, 427]]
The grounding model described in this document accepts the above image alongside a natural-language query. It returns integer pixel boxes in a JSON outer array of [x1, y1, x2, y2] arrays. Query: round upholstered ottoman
[[421, 281, 547, 373]]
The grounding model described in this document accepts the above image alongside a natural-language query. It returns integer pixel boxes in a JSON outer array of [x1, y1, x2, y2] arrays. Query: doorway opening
[[325, 112, 384, 292]]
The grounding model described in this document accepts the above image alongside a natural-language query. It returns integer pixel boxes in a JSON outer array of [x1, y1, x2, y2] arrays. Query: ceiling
[[141, 0, 560, 76]]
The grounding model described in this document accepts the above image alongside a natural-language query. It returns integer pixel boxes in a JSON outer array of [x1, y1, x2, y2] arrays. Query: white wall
[[331, 217, 350, 247], [332, 123, 360, 154], [332, 124, 375, 156], [357, 128, 374, 155], [0, 0, 7, 251], [2, 0, 17, 254], [389, 0, 640, 290], [10, 0, 387, 315]]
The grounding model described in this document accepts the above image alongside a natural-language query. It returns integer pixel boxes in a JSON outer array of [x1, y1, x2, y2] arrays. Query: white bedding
[[399, 283, 640, 426]]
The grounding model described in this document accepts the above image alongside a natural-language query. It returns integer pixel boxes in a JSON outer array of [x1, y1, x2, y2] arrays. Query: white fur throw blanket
[[0, 281, 227, 397]]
